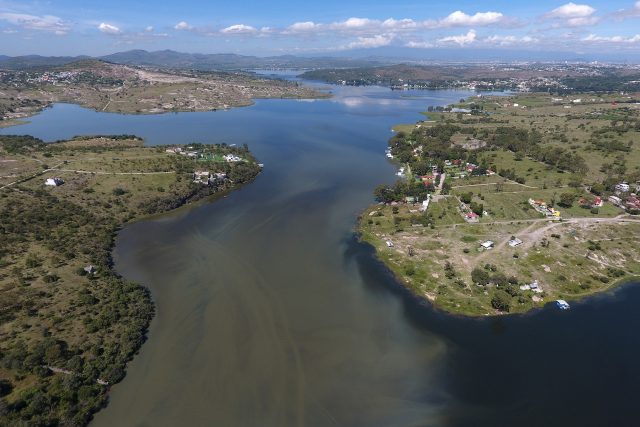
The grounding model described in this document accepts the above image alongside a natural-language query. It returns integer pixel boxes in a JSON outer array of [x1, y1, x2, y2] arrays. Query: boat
[[555, 300, 570, 310]]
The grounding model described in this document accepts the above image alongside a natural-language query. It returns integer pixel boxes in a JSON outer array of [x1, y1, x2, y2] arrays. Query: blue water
[[4, 84, 640, 427]]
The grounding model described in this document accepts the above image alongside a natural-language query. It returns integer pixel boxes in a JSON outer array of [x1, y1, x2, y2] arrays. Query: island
[[359, 92, 640, 316], [0, 135, 261, 424]]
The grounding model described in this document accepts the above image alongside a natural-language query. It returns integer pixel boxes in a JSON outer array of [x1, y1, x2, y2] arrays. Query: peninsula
[[360, 92, 640, 316], [0, 135, 261, 424], [0, 59, 328, 128]]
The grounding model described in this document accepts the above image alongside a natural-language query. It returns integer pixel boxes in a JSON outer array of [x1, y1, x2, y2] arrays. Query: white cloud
[[145, 26, 154, 32], [547, 2, 595, 18], [405, 40, 434, 48], [437, 11, 505, 27], [0, 12, 70, 35], [174, 21, 193, 30], [437, 29, 477, 46], [220, 24, 257, 34], [612, 1, 640, 20], [279, 11, 509, 40], [330, 17, 377, 31], [583, 33, 640, 43], [544, 3, 598, 26], [382, 18, 418, 30], [285, 21, 321, 33], [346, 34, 394, 49], [485, 35, 538, 45], [98, 22, 121, 35]]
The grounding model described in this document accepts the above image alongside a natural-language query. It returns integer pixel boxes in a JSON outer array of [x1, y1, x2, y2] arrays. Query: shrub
[[491, 290, 512, 312]]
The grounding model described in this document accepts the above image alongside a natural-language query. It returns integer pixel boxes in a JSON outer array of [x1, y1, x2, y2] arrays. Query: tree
[[470, 202, 484, 216], [491, 290, 512, 312], [471, 267, 491, 286], [558, 192, 576, 208], [412, 161, 431, 176], [374, 185, 395, 203]]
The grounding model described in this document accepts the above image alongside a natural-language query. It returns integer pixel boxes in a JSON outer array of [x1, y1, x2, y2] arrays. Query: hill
[[0, 50, 380, 71], [0, 54, 90, 69]]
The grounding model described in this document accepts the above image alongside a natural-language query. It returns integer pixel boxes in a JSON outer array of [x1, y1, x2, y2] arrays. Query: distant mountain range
[[2, 48, 638, 72], [0, 49, 381, 71]]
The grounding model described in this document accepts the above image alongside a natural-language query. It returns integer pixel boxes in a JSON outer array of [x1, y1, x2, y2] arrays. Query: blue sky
[[1, 0, 640, 57]]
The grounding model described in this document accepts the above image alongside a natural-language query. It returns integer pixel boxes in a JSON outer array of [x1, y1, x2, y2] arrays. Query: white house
[[508, 238, 523, 247], [45, 177, 64, 186], [420, 195, 431, 212], [615, 183, 630, 193], [208, 172, 228, 185], [224, 154, 243, 162], [609, 195, 622, 206], [193, 171, 210, 184], [480, 240, 494, 249]]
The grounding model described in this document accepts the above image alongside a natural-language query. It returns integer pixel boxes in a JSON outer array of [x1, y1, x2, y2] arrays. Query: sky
[[1, 0, 640, 58]]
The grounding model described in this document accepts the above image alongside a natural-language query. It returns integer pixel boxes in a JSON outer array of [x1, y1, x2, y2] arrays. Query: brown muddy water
[[7, 84, 640, 427]]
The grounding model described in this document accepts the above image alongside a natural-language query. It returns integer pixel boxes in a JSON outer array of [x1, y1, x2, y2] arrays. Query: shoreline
[[358, 90, 640, 317], [357, 222, 640, 318], [0, 90, 332, 131], [0, 136, 261, 425]]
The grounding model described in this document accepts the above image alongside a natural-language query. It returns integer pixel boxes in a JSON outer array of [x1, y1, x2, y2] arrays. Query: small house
[[208, 172, 228, 185], [385, 240, 394, 248], [530, 280, 543, 293], [83, 265, 97, 274], [45, 177, 64, 187], [464, 212, 479, 223], [615, 183, 630, 193], [609, 195, 622, 206], [508, 238, 523, 247], [193, 171, 210, 184], [420, 196, 431, 212], [480, 240, 494, 250], [224, 154, 242, 162], [592, 196, 603, 208]]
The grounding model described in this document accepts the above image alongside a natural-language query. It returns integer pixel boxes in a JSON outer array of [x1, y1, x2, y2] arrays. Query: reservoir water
[[4, 83, 640, 427]]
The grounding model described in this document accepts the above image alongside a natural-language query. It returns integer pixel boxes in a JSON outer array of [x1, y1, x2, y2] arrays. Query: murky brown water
[[12, 86, 640, 427]]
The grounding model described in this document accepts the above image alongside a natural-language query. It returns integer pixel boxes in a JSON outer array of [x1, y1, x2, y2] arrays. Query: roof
[[508, 238, 523, 247]]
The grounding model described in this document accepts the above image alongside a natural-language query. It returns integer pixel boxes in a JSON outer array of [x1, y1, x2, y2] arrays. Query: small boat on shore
[[556, 300, 570, 310]]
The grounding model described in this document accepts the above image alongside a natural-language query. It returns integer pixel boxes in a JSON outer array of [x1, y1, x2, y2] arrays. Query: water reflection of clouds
[[333, 96, 405, 108]]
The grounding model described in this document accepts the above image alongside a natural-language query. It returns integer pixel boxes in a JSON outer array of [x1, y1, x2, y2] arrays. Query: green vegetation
[[360, 92, 640, 316], [0, 135, 261, 425]]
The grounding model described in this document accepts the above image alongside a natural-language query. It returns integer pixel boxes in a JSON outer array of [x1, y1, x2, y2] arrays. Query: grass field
[[0, 135, 261, 425], [362, 91, 640, 316]]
